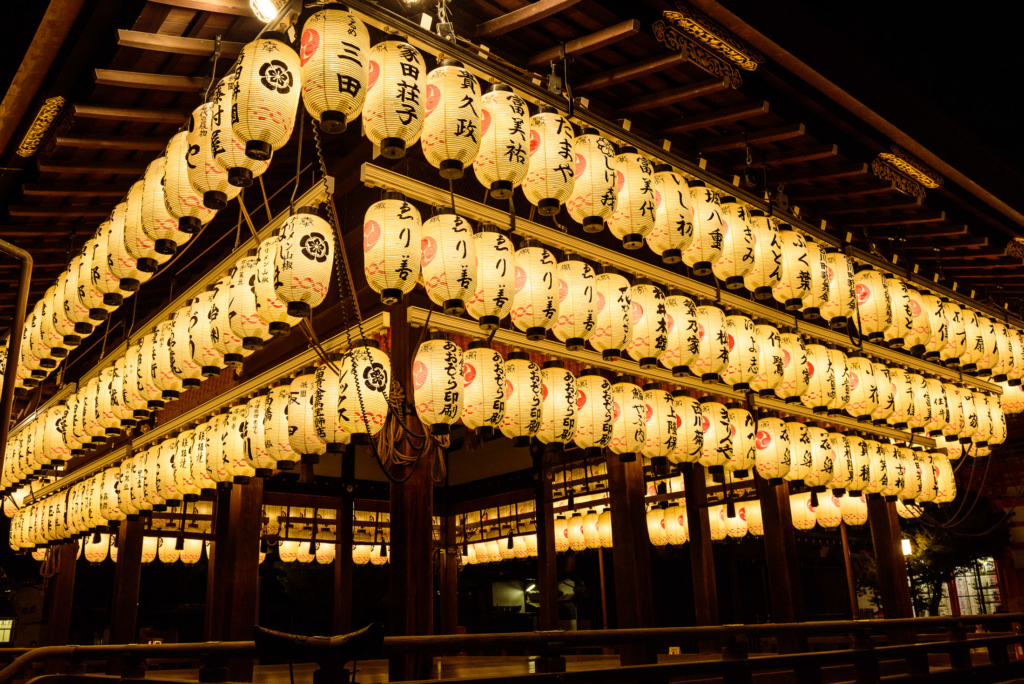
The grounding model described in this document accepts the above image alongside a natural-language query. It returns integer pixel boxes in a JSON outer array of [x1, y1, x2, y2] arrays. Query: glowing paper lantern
[[681, 181, 723, 276], [663, 505, 686, 544], [626, 282, 666, 369], [573, 370, 612, 456], [243, 393, 274, 476], [275, 207, 335, 318], [958, 389, 979, 447], [300, 6, 369, 133], [846, 435, 871, 494], [886, 368, 913, 430], [697, 397, 730, 471], [815, 494, 843, 528], [413, 336, 464, 436], [934, 455, 956, 504], [641, 385, 677, 462], [841, 493, 868, 526], [461, 342, 505, 438], [648, 166, 693, 263], [712, 198, 754, 288], [316, 530, 337, 565], [551, 257, 596, 351], [707, 506, 726, 541], [941, 300, 966, 367], [721, 314, 757, 391], [607, 148, 654, 249], [790, 492, 817, 531], [692, 302, 727, 382], [609, 378, 645, 459], [800, 344, 835, 414], [186, 102, 241, 210], [589, 270, 632, 360], [362, 39, 426, 158], [163, 131, 217, 233], [554, 516, 569, 552], [878, 443, 901, 499], [167, 309, 204, 390], [959, 312, 984, 374], [499, 352, 541, 447], [775, 333, 808, 403], [902, 286, 932, 356], [924, 378, 949, 435], [521, 106, 574, 214], [232, 32, 302, 160], [727, 405, 756, 475], [828, 432, 853, 494], [255, 234, 302, 336], [743, 210, 782, 299], [511, 241, 558, 341], [800, 237, 830, 320], [229, 252, 273, 351], [884, 276, 913, 349], [107, 200, 155, 292], [474, 84, 529, 198], [822, 250, 856, 329], [174, 429, 201, 501], [772, 227, 809, 311], [188, 289, 227, 378], [844, 357, 878, 422], [364, 194, 422, 303], [421, 212, 476, 315], [647, 507, 668, 546], [942, 383, 966, 447], [421, 60, 481, 179], [536, 361, 576, 451], [566, 129, 616, 231], [803, 426, 834, 491], [336, 340, 391, 443], [660, 293, 698, 377], [466, 225, 514, 331], [754, 416, 790, 483], [62, 254, 95, 334], [921, 293, 949, 362], [870, 363, 894, 426], [974, 318, 1000, 378], [265, 385, 298, 469], [999, 380, 1024, 416], [827, 348, 850, 416], [209, 73, 272, 187], [82, 225, 126, 316], [141, 536, 158, 564]]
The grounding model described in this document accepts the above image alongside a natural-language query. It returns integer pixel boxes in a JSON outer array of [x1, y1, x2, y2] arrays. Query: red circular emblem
[[577, 390, 586, 410], [363, 220, 380, 252], [807, 361, 815, 379], [420, 236, 437, 267], [514, 266, 527, 294], [655, 190, 662, 210], [558, 279, 568, 302], [594, 291, 606, 314], [782, 349, 791, 367], [666, 313, 675, 334], [612, 401, 621, 422], [755, 430, 771, 450], [574, 152, 586, 176], [855, 283, 871, 305], [299, 29, 319, 66], [480, 108, 491, 137], [413, 360, 428, 390], [701, 415, 710, 433], [631, 301, 644, 326], [464, 363, 476, 386], [675, 413, 682, 429], [615, 170, 625, 193], [506, 379, 513, 398], [425, 84, 441, 116], [645, 404, 653, 422], [849, 372, 860, 391], [366, 59, 380, 91], [529, 129, 540, 156], [698, 322, 706, 341], [728, 333, 735, 352], [541, 384, 549, 402], [910, 298, 922, 318]]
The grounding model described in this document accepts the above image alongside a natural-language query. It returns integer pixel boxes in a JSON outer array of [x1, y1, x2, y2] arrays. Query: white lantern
[[828, 432, 853, 494], [641, 385, 676, 463], [461, 342, 505, 437], [186, 102, 241, 210], [166, 310, 203, 392], [845, 357, 878, 422], [43, 278, 80, 350], [822, 250, 856, 330], [189, 288, 227, 378], [421, 59, 481, 179], [567, 128, 616, 231], [726, 405, 756, 475], [743, 210, 782, 299], [993, 323, 1018, 383], [625, 281, 666, 369], [255, 233, 301, 336], [646, 507, 668, 546], [776, 333, 809, 403], [589, 270, 632, 360], [609, 378, 645, 459], [511, 241, 558, 341], [800, 344, 835, 414], [364, 194, 421, 305], [803, 426, 834, 490], [903, 286, 932, 356], [421, 212, 476, 315], [800, 237, 830, 320], [712, 197, 754, 288], [1006, 328, 1024, 385], [870, 363, 894, 426], [827, 348, 850, 416], [754, 416, 790, 483], [707, 505, 727, 541], [79, 230, 122, 317], [878, 443, 901, 500], [210, 275, 252, 368], [976, 318, 1002, 378], [999, 380, 1024, 416], [841, 493, 868, 526], [681, 181, 723, 276], [141, 536, 158, 564], [413, 336, 464, 436], [209, 73, 272, 187], [772, 227, 809, 311], [692, 302, 727, 383], [174, 429, 201, 501], [180, 538, 203, 565], [721, 314, 757, 391], [815, 494, 843, 528], [661, 293, 698, 377], [336, 340, 391, 443], [790, 492, 816, 531], [520, 106, 574, 214], [921, 293, 949, 362], [924, 378, 949, 436], [466, 225, 515, 330], [163, 131, 218, 233], [537, 361, 576, 451], [232, 32, 302, 161], [552, 257, 596, 351], [886, 368, 913, 430], [316, 530, 337, 565], [158, 538, 180, 564], [243, 393, 274, 477], [62, 253, 95, 335], [106, 200, 155, 292], [942, 383, 966, 447], [942, 300, 967, 367], [275, 207, 335, 318], [300, 6, 369, 133], [697, 397, 730, 472], [473, 83, 529, 199], [883, 276, 913, 349], [607, 148, 654, 250], [265, 385, 298, 470], [362, 39, 426, 158], [190, 421, 216, 493], [645, 166, 693, 263], [553, 516, 569, 552], [229, 252, 273, 351], [573, 370, 612, 456], [934, 455, 956, 504]]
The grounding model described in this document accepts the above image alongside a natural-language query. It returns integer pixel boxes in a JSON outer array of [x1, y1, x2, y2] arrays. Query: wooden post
[[867, 499, 913, 621], [333, 448, 354, 635], [44, 542, 77, 647], [776, 480, 806, 622], [597, 547, 609, 630], [109, 520, 144, 644], [439, 514, 460, 635], [682, 463, 719, 626], [226, 477, 264, 682], [205, 491, 233, 641], [755, 477, 805, 652], [531, 440, 558, 631], [841, 521, 859, 619], [948, 581, 961, 616], [388, 302, 433, 682]]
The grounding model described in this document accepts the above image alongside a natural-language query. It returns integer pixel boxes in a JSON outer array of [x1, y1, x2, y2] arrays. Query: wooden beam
[[226, 478, 263, 682], [731, 143, 837, 169], [333, 449, 355, 635], [8, 205, 112, 218], [662, 101, 769, 135], [0, 261, 66, 269], [74, 103, 189, 124], [903, 236, 990, 251], [148, 0, 252, 15], [575, 53, 685, 92], [110, 521, 144, 646], [683, 463, 719, 629], [620, 78, 729, 114], [696, 123, 806, 154], [94, 69, 205, 92], [845, 211, 946, 227], [37, 160, 151, 175], [55, 134, 167, 151], [22, 183, 130, 198], [527, 19, 640, 66], [815, 196, 925, 214], [532, 442, 558, 633], [793, 180, 896, 201], [117, 29, 244, 58], [939, 258, 1023, 270], [912, 247, 1007, 260], [475, 0, 582, 38], [866, 224, 968, 240], [775, 162, 869, 184], [44, 543, 78, 647]]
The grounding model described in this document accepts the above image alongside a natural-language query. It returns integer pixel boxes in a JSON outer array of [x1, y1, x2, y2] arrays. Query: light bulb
[[250, 0, 285, 22]]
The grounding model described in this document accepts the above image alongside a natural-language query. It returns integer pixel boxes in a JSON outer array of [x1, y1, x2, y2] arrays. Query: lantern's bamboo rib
[[362, 162, 999, 397], [24, 311, 389, 503], [5, 180, 330, 443], [407, 306, 936, 450]]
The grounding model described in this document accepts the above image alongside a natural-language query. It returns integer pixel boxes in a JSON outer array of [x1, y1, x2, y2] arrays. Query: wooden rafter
[[731, 144, 837, 169], [0, 225, 80, 236], [911, 247, 1005, 260], [56, 135, 167, 151], [38, 160, 151, 175], [575, 53, 685, 92], [22, 183, 131, 197], [527, 20, 640, 66], [662, 101, 769, 135], [8, 206, 112, 218], [940, 259, 1023, 270], [117, 29, 245, 58], [94, 69, 205, 92], [846, 211, 946, 227], [792, 180, 896, 201], [149, 0, 251, 15], [814, 196, 925, 214], [74, 104, 189, 124], [475, 0, 582, 39], [775, 162, 868, 184], [696, 123, 805, 154], [865, 224, 968, 240], [903, 236, 990, 251], [619, 78, 729, 114]]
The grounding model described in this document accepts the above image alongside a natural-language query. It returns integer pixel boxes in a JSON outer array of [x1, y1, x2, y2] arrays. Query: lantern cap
[[635, 276, 654, 286], [542, 359, 564, 370], [246, 248, 258, 257], [425, 330, 448, 342], [642, 382, 660, 391], [611, 375, 633, 385], [617, 145, 638, 155], [720, 195, 737, 204], [467, 340, 491, 350], [301, 366, 317, 376], [382, 191, 405, 202], [777, 223, 792, 230], [536, 105, 558, 115], [259, 30, 290, 44], [295, 205, 329, 221], [488, 82, 512, 93], [580, 127, 600, 136], [689, 180, 706, 188], [653, 163, 674, 173], [477, 222, 502, 234], [439, 58, 464, 68], [507, 350, 531, 361], [580, 367, 602, 377], [270, 228, 280, 238], [697, 395, 719, 405], [350, 338, 380, 350], [750, 208, 766, 217]]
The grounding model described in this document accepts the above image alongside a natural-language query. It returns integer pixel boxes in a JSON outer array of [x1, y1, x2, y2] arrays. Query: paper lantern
[[536, 361, 576, 451], [232, 32, 302, 160], [278, 535, 299, 563], [461, 342, 505, 437], [646, 507, 668, 546], [846, 435, 871, 494], [229, 252, 273, 351], [124, 337, 159, 415], [800, 344, 835, 414], [187, 289, 227, 378], [921, 293, 949, 361], [776, 333, 809, 403], [883, 276, 913, 349], [363, 194, 421, 305], [567, 128, 616, 231], [625, 282, 667, 369], [934, 455, 956, 504], [81, 378, 108, 445], [898, 448, 923, 501], [958, 389, 978, 447], [161, 312, 199, 394], [844, 357, 878, 422], [316, 530, 337, 565], [62, 254, 95, 334], [255, 234, 301, 336], [815, 494, 843, 528], [158, 538, 180, 564], [869, 363, 894, 426], [96, 366, 125, 437], [607, 148, 654, 250], [41, 281, 78, 351], [662, 505, 686, 544], [336, 340, 391, 442], [589, 270, 632, 360], [180, 538, 203, 565], [155, 435, 184, 505], [727, 406, 756, 475], [975, 318, 1002, 378], [646, 165, 693, 263], [725, 505, 748, 539], [206, 276, 251, 368], [163, 131, 218, 233], [80, 228, 123, 317], [641, 385, 677, 462], [498, 352, 543, 448], [519, 106, 577, 214], [463, 225, 517, 331], [721, 314, 757, 391], [510, 241, 559, 340], [800, 237, 830, 320], [903, 286, 932, 356], [186, 102, 241, 210], [680, 181, 724, 276], [609, 378, 645, 459], [553, 516, 569, 552], [743, 210, 782, 299], [174, 429, 201, 501], [139, 536, 158, 564], [1006, 328, 1024, 385], [352, 543, 371, 565], [878, 443, 901, 499], [941, 300, 966, 367], [300, 6, 369, 133], [692, 302, 727, 382], [265, 385, 299, 469], [660, 293, 698, 377], [551, 257, 596, 351], [209, 73, 272, 186], [707, 506, 727, 541], [754, 416, 790, 483], [987, 393, 1007, 446], [841, 493, 868, 526], [573, 370, 612, 456], [998, 380, 1024, 416], [942, 383, 966, 446], [828, 432, 853, 494], [827, 348, 850, 416], [772, 227, 809, 310], [243, 392, 275, 476], [275, 207, 335, 318], [803, 426, 834, 490], [106, 200, 155, 292], [821, 250, 856, 330], [421, 59, 481, 179], [696, 398, 729, 471], [413, 336, 464, 436], [189, 421, 216, 493], [790, 492, 817, 530], [205, 411, 236, 487], [916, 452, 937, 504], [886, 368, 913, 430], [421, 212, 477, 315], [712, 198, 754, 288], [108, 355, 138, 429], [362, 39, 426, 158], [924, 378, 949, 435], [472, 84, 530, 199]]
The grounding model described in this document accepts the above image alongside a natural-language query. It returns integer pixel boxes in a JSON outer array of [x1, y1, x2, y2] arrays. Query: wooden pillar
[[388, 301, 433, 682], [776, 481, 805, 622], [531, 441, 558, 631], [948, 581, 962, 616], [205, 491, 233, 641], [841, 521, 859, 620], [333, 448, 354, 635], [756, 477, 806, 653], [44, 542, 77, 647], [439, 514, 459, 635], [682, 463, 719, 626], [606, 452, 656, 665], [226, 477, 264, 682], [109, 520, 144, 644], [867, 498, 913, 620]]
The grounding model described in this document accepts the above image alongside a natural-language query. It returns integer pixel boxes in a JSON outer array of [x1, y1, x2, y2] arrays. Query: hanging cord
[[290, 109, 305, 216], [448, 179, 457, 214], [258, 176, 274, 223], [561, 42, 574, 120], [203, 36, 222, 101]]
